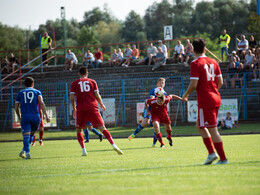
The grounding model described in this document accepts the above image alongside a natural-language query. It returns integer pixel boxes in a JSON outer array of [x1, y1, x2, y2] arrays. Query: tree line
[[0, 0, 258, 63]]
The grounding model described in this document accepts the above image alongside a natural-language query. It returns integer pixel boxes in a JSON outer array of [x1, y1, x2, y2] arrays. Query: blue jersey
[[15, 87, 42, 118]]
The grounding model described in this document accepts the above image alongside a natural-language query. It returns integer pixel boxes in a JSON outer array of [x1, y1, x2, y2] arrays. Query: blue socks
[[91, 128, 101, 136], [153, 132, 158, 145], [23, 134, 30, 154], [84, 129, 89, 141], [133, 124, 143, 136]]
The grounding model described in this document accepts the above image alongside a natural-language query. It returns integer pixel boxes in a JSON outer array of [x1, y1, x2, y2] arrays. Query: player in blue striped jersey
[[15, 77, 50, 159], [128, 78, 167, 147], [84, 121, 103, 143]]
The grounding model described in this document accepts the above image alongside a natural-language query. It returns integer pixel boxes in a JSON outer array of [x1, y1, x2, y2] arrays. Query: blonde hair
[[158, 78, 166, 82]]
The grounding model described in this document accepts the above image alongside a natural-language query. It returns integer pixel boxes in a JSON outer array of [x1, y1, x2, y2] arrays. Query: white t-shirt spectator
[[245, 54, 255, 65], [224, 117, 234, 128], [147, 46, 157, 56], [174, 44, 185, 54], [84, 52, 94, 61], [124, 49, 132, 57], [158, 45, 168, 58], [238, 40, 249, 51], [66, 52, 78, 64]]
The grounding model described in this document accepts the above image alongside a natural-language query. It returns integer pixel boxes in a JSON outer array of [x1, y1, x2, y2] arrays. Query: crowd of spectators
[[1, 53, 19, 74]]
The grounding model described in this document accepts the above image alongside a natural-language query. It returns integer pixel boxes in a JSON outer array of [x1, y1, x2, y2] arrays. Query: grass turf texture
[[0, 135, 259, 194], [1, 123, 260, 141]]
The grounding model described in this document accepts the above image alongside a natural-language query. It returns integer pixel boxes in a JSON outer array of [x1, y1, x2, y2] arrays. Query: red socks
[[214, 142, 227, 161], [32, 135, 35, 143], [77, 132, 85, 149], [102, 130, 114, 145], [166, 129, 172, 139], [39, 131, 44, 140], [156, 133, 164, 145], [203, 137, 215, 154]]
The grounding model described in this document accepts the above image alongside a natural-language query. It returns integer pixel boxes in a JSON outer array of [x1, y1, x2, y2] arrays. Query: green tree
[[81, 7, 112, 27], [77, 26, 99, 46], [120, 11, 145, 42]]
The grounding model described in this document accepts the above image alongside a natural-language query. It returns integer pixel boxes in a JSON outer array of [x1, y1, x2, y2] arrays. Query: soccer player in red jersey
[[145, 94, 183, 147], [70, 66, 123, 156], [182, 38, 228, 165], [32, 104, 45, 146]]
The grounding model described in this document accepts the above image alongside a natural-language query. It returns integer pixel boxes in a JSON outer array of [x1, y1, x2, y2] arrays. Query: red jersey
[[190, 55, 222, 108], [146, 95, 172, 116], [70, 77, 99, 111], [95, 51, 103, 61]]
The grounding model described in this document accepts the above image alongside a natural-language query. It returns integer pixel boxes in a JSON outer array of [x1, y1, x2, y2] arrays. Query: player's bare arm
[[70, 93, 77, 119], [38, 96, 50, 122], [169, 94, 185, 101], [145, 100, 151, 116], [217, 76, 223, 90], [95, 91, 106, 111], [14, 102, 21, 121], [182, 79, 198, 101]]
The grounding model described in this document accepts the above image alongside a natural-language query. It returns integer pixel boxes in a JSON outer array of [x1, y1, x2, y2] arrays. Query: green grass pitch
[[0, 134, 259, 194]]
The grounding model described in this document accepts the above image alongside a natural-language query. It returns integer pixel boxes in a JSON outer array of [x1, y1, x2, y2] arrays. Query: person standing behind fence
[[15, 77, 50, 159], [219, 29, 230, 62], [65, 49, 78, 71], [94, 48, 103, 68], [83, 50, 95, 69], [41, 32, 52, 66], [70, 66, 123, 156], [9, 53, 19, 73], [182, 38, 228, 165]]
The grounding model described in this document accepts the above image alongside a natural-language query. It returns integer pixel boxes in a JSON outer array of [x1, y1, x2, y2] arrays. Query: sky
[[0, 0, 208, 30]]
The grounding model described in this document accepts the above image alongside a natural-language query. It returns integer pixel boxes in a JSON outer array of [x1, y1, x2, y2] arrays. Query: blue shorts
[[144, 56, 156, 63], [131, 56, 137, 60], [21, 115, 41, 134], [221, 47, 228, 55], [143, 107, 151, 119], [86, 121, 92, 126]]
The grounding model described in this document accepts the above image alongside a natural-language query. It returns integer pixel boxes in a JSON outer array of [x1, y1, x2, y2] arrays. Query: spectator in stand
[[108, 49, 118, 67], [227, 62, 238, 88], [253, 47, 260, 81], [218, 112, 237, 131], [184, 39, 194, 65], [94, 48, 103, 68], [228, 50, 241, 71], [65, 49, 78, 71], [172, 40, 185, 63], [152, 47, 166, 71], [9, 53, 19, 73], [83, 50, 95, 69], [121, 44, 132, 67], [116, 48, 123, 67], [236, 63, 244, 88], [1, 56, 9, 74], [237, 35, 248, 57], [244, 49, 255, 71], [157, 40, 168, 58], [124, 44, 139, 67], [249, 35, 257, 50], [41, 32, 52, 66], [136, 42, 157, 66], [219, 29, 231, 62]]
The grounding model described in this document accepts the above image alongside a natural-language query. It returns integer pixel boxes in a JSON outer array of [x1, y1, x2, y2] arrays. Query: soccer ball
[[154, 87, 165, 97]]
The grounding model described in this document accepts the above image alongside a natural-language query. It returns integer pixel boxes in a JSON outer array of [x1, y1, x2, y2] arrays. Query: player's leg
[[165, 123, 173, 146], [83, 123, 90, 143], [153, 121, 165, 147], [196, 121, 218, 165], [208, 127, 228, 164], [31, 134, 36, 146], [88, 124, 103, 142], [98, 125, 123, 155], [76, 110, 87, 156], [39, 120, 44, 146]]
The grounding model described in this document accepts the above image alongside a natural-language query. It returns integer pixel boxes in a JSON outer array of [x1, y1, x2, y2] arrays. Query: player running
[[182, 38, 228, 165], [15, 77, 50, 159], [146, 94, 184, 147], [70, 66, 123, 156], [128, 78, 166, 147], [32, 104, 45, 146], [84, 121, 103, 143]]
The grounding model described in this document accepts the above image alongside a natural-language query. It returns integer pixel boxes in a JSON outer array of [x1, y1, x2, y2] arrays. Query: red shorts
[[151, 114, 171, 124], [76, 109, 104, 129], [198, 106, 219, 128]]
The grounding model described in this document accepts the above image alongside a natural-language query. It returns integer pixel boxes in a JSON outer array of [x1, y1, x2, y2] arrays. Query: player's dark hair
[[79, 66, 88, 75], [192, 38, 206, 54], [24, 77, 34, 87]]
